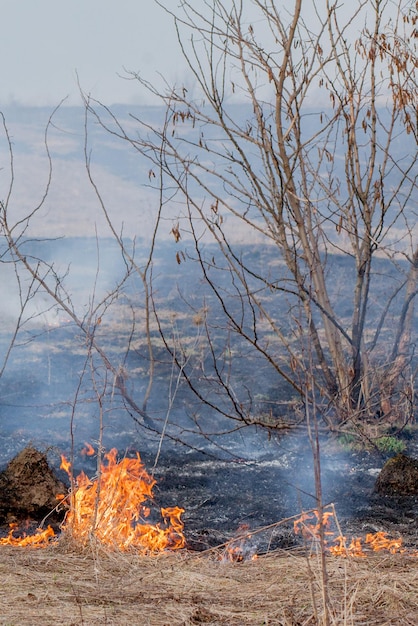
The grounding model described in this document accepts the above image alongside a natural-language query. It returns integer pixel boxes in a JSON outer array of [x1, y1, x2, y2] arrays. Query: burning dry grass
[[1, 542, 418, 625], [2, 446, 417, 623]]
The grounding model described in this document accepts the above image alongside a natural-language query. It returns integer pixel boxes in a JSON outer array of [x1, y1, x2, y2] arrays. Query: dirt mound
[[374, 453, 418, 496], [0, 446, 66, 525]]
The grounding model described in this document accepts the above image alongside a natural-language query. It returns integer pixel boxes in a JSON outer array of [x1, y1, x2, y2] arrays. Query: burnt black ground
[[1, 429, 418, 553], [148, 443, 418, 553]]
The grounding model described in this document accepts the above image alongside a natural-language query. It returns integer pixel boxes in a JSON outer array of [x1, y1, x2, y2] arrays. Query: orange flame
[[1, 446, 185, 553], [60, 454, 72, 476], [81, 442, 95, 457], [365, 531, 404, 554], [293, 510, 334, 539], [294, 509, 406, 558], [59, 447, 186, 552], [0, 523, 56, 548], [328, 535, 366, 558], [220, 524, 258, 562]]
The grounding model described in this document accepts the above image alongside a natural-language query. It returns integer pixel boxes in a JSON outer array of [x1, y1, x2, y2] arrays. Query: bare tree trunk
[[381, 246, 418, 418]]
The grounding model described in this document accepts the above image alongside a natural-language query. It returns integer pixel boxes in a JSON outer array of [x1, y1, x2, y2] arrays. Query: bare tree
[[85, 0, 417, 433]]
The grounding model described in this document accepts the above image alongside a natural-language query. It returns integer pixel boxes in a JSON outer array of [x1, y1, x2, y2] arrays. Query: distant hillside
[[0, 104, 413, 245]]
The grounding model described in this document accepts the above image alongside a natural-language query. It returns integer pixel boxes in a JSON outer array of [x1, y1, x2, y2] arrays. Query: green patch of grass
[[337, 433, 361, 451], [374, 435, 406, 454], [337, 432, 407, 455]]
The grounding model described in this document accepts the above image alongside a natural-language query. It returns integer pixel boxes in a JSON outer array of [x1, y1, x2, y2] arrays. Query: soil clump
[[0, 445, 66, 526], [375, 453, 418, 496]]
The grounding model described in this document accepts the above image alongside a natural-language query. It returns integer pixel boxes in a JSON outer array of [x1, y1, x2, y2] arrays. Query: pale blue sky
[[1, 0, 392, 108], [1, 0, 184, 106]]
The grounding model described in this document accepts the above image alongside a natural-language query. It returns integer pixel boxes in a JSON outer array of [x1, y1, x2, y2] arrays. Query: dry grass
[[1, 542, 418, 626]]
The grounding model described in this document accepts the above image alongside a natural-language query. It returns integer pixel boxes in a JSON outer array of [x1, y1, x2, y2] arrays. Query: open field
[[1, 543, 418, 625]]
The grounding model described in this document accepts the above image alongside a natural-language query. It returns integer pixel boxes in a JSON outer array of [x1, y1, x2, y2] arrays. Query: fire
[[81, 442, 95, 456], [0, 446, 185, 553], [328, 535, 366, 558], [59, 455, 72, 476], [294, 508, 406, 558], [0, 523, 56, 548], [59, 447, 186, 552], [293, 510, 335, 540], [365, 531, 404, 554], [221, 524, 258, 562]]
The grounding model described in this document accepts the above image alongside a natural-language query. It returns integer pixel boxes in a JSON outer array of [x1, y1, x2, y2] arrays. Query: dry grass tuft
[[1, 543, 418, 625]]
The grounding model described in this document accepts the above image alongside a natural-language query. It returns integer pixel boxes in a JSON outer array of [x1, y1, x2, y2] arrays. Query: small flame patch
[[293, 508, 406, 558]]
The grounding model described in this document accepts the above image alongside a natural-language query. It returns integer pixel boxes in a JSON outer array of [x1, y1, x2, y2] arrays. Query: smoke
[[0, 106, 412, 541]]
